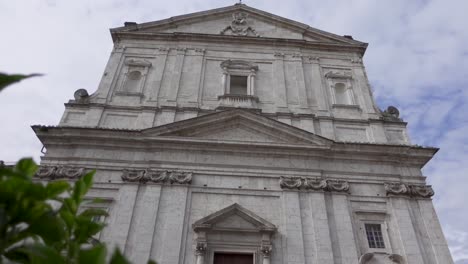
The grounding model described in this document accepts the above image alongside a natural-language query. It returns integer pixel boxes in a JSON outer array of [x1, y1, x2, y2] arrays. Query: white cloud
[[1, 0, 467, 261]]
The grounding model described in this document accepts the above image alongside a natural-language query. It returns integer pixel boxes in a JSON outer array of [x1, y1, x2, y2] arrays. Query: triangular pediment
[[142, 109, 333, 146], [111, 4, 365, 45], [193, 203, 276, 233]]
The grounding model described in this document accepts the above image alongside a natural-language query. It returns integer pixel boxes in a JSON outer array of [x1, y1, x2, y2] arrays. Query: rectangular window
[[229, 75, 248, 95], [365, 224, 385, 248]]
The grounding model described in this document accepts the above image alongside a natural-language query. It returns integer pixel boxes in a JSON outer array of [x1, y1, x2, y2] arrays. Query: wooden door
[[213, 253, 254, 264]]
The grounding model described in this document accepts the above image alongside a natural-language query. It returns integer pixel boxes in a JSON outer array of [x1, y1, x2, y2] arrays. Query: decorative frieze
[[36, 166, 85, 179], [279, 176, 302, 189], [384, 182, 434, 198], [325, 179, 350, 193], [280, 176, 349, 193], [121, 169, 192, 184]]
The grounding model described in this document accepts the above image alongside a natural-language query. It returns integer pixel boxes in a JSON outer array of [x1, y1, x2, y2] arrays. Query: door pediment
[[193, 203, 276, 233]]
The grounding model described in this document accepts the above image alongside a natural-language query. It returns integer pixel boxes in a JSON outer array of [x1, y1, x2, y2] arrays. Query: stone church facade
[[33, 4, 453, 264]]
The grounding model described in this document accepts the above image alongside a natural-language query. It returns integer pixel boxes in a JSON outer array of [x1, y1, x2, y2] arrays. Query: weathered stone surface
[[33, 3, 453, 264]]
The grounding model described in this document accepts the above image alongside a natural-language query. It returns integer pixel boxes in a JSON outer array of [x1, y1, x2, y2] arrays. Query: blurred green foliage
[[0, 73, 42, 92], [0, 159, 155, 264]]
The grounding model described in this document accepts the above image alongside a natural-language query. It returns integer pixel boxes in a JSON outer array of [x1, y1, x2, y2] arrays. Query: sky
[[1, 0, 467, 262]]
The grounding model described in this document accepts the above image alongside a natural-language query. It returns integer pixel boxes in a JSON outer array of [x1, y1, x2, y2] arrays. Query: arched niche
[[116, 58, 152, 96]]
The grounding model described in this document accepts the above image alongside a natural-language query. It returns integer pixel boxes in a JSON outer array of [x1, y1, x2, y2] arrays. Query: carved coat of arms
[[220, 12, 260, 37]]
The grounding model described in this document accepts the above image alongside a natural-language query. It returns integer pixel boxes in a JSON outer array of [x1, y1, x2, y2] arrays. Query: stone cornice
[[111, 32, 367, 55], [110, 3, 366, 47], [32, 125, 437, 168]]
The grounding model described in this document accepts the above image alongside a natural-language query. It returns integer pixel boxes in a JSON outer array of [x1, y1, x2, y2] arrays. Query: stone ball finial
[[386, 106, 400, 118], [74, 89, 89, 101], [382, 105, 401, 121]]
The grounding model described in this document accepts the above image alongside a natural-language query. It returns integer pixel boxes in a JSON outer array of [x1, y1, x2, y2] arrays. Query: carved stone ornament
[[124, 58, 152, 67], [220, 59, 258, 71], [121, 169, 147, 182], [279, 176, 302, 189], [121, 169, 192, 185], [384, 182, 434, 198], [195, 242, 207, 255], [280, 177, 350, 193], [325, 70, 353, 79], [220, 11, 260, 37], [36, 166, 58, 178], [35, 166, 86, 180], [73, 88, 89, 103], [325, 180, 350, 193], [146, 170, 168, 183], [359, 252, 404, 264], [169, 171, 193, 184], [382, 106, 402, 121], [409, 185, 434, 198], [303, 177, 327, 190], [260, 245, 272, 257], [57, 167, 85, 179], [384, 182, 409, 196]]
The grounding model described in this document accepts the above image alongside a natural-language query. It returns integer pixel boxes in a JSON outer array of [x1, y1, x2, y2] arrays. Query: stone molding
[[384, 182, 434, 198], [35, 166, 85, 179], [279, 176, 349, 193], [325, 69, 353, 79], [124, 58, 152, 67], [121, 169, 192, 184]]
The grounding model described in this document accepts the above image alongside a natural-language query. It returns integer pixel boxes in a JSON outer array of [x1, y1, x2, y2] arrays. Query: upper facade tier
[[59, 3, 409, 145]]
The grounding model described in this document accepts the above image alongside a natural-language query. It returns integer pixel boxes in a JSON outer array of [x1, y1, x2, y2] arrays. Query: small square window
[[230, 75, 248, 95], [365, 224, 385, 248]]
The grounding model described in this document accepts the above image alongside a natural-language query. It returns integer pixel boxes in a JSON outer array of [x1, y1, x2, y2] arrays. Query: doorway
[[213, 252, 254, 264]]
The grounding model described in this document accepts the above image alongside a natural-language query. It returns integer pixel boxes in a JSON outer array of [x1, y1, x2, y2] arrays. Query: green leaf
[[74, 217, 104, 243], [109, 248, 131, 264], [28, 212, 66, 246], [147, 260, 158, 264], [72, 180, 86, 204], [78, 244, 107, 264], [45, 180, 70, 198], [64, 197, 78, 215], [59, 209, 74, 232], [0, 72, 42, 92], [14, 158, 38, 179], [7, 244, 65, 264], [82, 170, 95, 193], [79, 208, 108, 218]]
